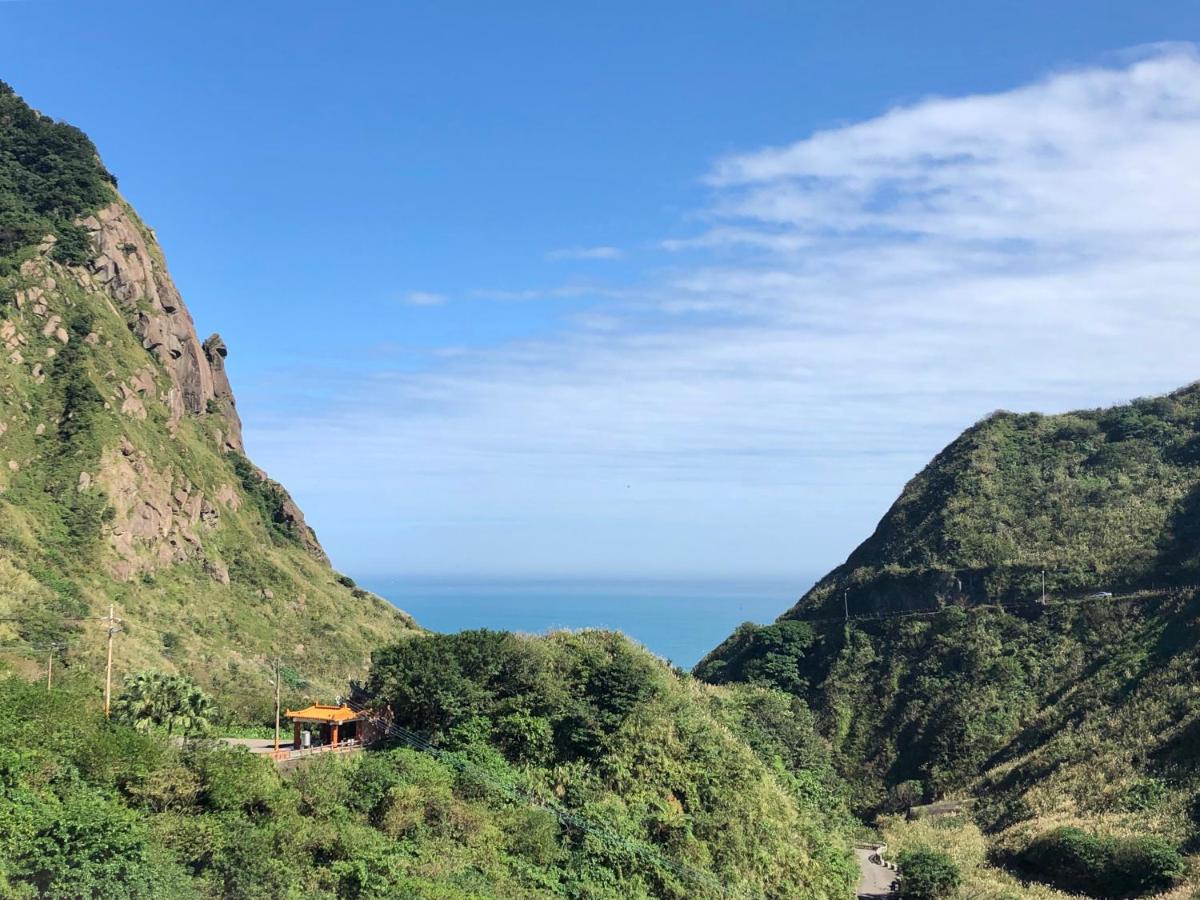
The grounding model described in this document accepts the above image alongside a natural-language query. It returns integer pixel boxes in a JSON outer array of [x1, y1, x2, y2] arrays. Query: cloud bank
[[248, 45, 1200, 577]]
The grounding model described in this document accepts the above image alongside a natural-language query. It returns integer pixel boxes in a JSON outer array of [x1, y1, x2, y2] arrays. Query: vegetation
[[367, 628, 857, 898], [0, 629, 857, 899], [228, 452, 308, 548], [699, 386, 1200, 892], [896, 846, 959, 900], [0, 80, 115, 266], [0, 81, 416, 700], [111, 670, 215, 737], [879, 816, 1076, 900], [1016, 827, 1185, 898]]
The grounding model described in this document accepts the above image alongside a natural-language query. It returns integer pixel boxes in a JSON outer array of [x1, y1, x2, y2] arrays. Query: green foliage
[[1017, 827, 1185, 898], [0, 81, 114, 263], [111, 671, 215, 737], [699, 384, 1200, 853], [0, 633, 864, 900], [49, 220, 93, 265], [1122, 777, 1168, 812], [369, 629, 666, 760], [695, 619, 815, 692], [369, 629, 858, 898], [228, 452, 307, 546], [897, 846, 960, 899]]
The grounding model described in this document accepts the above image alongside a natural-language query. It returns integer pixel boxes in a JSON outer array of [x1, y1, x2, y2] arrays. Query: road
[[218, 737, 277, 754], [855, 848, 896, 899]]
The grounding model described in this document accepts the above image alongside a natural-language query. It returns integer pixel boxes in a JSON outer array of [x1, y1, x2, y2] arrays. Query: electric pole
[[273, 658, 282, 752], [844, 589, 849, 623], [1042, 570, 1046, 605], [104, 604, 118, 717], [46, 648, 52, 691]]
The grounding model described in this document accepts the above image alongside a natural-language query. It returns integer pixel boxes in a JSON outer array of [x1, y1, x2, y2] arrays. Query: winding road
[[855, 848, 897, 899]]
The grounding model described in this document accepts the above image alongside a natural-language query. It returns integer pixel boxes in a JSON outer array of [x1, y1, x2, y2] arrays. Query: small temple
[[284, 703, 373, 750]]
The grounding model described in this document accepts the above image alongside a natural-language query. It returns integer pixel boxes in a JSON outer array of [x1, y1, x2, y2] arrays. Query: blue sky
[[3, 2, 1200, 579]]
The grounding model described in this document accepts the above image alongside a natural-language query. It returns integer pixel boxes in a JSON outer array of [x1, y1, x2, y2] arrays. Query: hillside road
[[855, 848, 896, 899]]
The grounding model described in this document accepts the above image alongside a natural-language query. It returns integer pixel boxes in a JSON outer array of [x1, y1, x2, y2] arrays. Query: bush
[[1019, 827, 1185, 898], [898, 846, 960, 900]]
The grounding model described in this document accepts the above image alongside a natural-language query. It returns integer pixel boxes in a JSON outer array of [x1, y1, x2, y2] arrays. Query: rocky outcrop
[[76, 202, 247, 455], [93, 437, 237, 581], [278, 490, 328, 564], [240, 462, 330, 565], [80, 202, 217, 417], [203, 333, 243, 451], [69, 200, 329, 563]]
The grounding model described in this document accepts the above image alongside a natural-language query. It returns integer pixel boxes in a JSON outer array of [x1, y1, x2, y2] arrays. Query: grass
[[0, 82, 418, 712]]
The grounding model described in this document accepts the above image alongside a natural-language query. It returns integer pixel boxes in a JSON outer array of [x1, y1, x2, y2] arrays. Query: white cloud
[[248, 45, 1200, 577], [400, 291, 447, 306], [546, 246, 624, 261], [469, 285, 600, 302]]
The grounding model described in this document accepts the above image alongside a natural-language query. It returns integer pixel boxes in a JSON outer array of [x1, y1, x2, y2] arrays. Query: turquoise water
[[361, 577, 813, 669]]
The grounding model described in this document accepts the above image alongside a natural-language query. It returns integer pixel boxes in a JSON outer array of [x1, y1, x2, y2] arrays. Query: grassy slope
[[697, 385, 1200, 895], [0, 630, 858, 899], [0, 81, 415, 709]]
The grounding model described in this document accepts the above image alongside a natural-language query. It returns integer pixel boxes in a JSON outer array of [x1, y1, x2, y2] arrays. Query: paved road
[[218, 737, 276, 754], [855, 848, 896, 899]]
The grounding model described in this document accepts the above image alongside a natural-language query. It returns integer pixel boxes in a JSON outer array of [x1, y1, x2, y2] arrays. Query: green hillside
[[0, 80, 416, 707], [698, 386, 1200, 896], [0, 630, 858, 899]]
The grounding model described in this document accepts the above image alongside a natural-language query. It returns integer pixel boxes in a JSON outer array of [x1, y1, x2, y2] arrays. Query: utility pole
[[844, 589, 849, 623], [273, 658, 282, 752], [1041, 570, 1046, 605], [104, 604, 118, 718], [46, 648, 52, 691]]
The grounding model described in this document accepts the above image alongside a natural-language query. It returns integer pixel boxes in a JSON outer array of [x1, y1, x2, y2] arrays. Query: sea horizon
[[359, 574, 819, 669]]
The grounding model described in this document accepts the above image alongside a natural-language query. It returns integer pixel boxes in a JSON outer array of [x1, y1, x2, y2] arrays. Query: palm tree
[[111, 671, 214, 737]]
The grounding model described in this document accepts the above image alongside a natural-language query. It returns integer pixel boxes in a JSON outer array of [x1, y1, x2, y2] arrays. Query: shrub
[[111, 671, 215, 737], [898, 846, 960, 900], [49, 221, 93, 265], [1019, 827, 1185, 898]]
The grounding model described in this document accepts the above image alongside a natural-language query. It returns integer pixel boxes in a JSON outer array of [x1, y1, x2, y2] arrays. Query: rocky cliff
[[0, 81, 415, 703]]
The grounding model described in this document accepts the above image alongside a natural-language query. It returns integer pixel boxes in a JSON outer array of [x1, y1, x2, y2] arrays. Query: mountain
[[0, 81, 415, 704], [698, 386, 1200, 895], [0, 83, 865, 900]]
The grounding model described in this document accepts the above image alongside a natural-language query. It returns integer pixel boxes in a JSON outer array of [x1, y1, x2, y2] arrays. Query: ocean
[[360, 576, 815, 669]]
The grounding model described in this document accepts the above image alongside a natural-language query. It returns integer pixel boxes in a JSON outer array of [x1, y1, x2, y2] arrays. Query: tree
[[898, 846, 960, 900], [111, 672, 214, 737]]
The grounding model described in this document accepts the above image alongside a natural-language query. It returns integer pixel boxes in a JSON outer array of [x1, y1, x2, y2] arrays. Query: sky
[[2, 1, 1199, 580]]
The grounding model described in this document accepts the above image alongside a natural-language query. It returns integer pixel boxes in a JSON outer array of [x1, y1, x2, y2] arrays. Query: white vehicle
[[1085, 591, 1113, 600]]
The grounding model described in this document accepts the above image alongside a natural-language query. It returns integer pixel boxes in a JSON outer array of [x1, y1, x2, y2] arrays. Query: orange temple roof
[[285, 704, 363, 723]]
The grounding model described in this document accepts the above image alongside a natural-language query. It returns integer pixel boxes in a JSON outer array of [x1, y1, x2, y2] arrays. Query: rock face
[[70, 200, 298, 563], [202, 333, 243, 451], [77, 203, 245, 454], [0, 79, 415, 699], [81, 203, 215, 417]]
